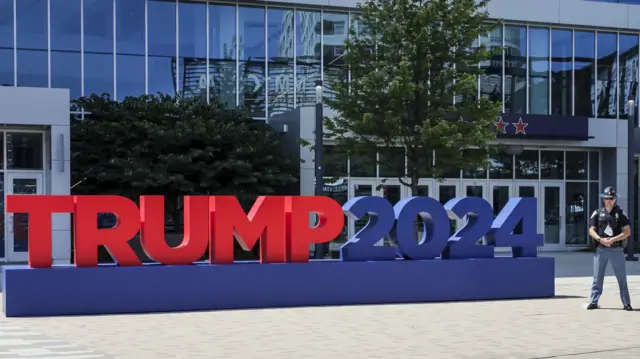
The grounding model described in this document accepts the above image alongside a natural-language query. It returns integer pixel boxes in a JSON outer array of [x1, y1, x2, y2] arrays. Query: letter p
[[286, 196, 344, 262]]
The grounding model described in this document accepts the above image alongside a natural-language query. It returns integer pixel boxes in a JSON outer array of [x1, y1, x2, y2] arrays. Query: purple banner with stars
[[494, 114, 589, 140]]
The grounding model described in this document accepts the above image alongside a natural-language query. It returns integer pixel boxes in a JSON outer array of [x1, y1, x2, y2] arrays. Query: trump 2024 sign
[[1, 195, 554, 317]]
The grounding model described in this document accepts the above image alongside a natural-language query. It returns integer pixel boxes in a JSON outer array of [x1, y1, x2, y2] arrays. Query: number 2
[[340, 196, 396, 261], [442, 197, 494, 259]]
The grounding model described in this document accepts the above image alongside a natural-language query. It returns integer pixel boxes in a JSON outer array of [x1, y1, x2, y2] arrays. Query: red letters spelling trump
[[6, 195, 345, 268]]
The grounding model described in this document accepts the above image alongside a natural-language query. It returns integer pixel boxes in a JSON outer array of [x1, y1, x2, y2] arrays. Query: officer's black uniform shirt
[[589, 205, 630, 248]]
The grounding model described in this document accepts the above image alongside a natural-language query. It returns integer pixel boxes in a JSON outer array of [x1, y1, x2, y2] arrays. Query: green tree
[[71, 93, 298, 229], [325, 0, 502, 193]]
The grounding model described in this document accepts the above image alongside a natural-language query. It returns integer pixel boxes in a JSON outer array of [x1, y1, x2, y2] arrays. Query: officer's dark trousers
[[590, 246, 631, 305]]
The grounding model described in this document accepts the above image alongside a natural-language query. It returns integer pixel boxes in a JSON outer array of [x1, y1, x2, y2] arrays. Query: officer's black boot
[[624, 304, 633, 311], [587, 303, 599, 310]]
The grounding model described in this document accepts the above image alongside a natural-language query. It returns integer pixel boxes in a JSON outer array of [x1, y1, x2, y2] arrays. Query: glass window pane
[[416, 151, 434, 178], [51, 0, 81, 52], [480, 27, 503, 102], [435, 152, 461, 178], [267, 9, 294, 116], [17, 0, 47, 50], [296, 11, 321, 108], [148, 57, 176, 96], [529, 27, 550, 115], [115, 0, 145, 100], [17, 50, 47, 87], [543, 185, 561, 244], [323, 12, 348, 100], [51, 51, 82, 101], [551, 29, 572, 116], [0, 135, 4, 167], [379, 147, 405, 178], [84, 0, 114, 54], [85, 53, 114, 97], [574, 31, 595, 117], [541, 150, 564, 180], [504, 26, 526, 114], [12, 177, 38, 252], [0, 0, 11, 87], [239, 6, 266, 118], [148, 0, 176, 57], [0, 0, 12, 48], [116, 55, 145, 100], [178, 1, 206, 98], [116, 0, 144, 55], [415, 186, 429, 196], [589, 182, 599, 225], [462, 149, 487, 179], [566, 182, 588, 245], [7, 133, 43, 170], [589, 151, 600, 180], [596, 32, 617, 119], [566, 151, 587, 180], [489, 150, 513, 179], [515, 150, 539, 179], [148, 0, 176, 96], [619, 34, 639, 119], [0, 48, 13, 86], [323, 145, 348, 178], [350, 153, 376, 177], [210, 4, 237, 108]]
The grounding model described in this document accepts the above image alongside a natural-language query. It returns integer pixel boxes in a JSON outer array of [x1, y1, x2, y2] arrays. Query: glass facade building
[[0, 0, 639, 257], [0, 0, 354, 119], [0, 0, 638, 120]]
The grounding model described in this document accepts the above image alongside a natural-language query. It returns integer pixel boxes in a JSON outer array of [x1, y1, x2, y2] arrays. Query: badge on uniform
[[604, 225, 614, 236], [616, 213, 619, 220]]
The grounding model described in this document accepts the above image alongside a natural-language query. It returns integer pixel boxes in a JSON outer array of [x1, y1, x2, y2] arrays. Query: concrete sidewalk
[[2, 252, 640, 359]]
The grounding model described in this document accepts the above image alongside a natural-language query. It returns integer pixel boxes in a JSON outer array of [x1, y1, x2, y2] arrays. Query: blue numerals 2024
[[340, 196, 543, 261]]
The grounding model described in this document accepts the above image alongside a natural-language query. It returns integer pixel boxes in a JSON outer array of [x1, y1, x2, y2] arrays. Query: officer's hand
[[601, 238, 612, 247]]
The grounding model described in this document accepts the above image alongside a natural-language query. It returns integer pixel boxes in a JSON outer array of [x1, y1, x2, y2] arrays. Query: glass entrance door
[[490, 182, 513, 216], [541, 182, 565, 250], [410, 179, 434, 197], [490, 182, 513, 252], [6, 173, 43, 262], [463, 180, 487, 199], [516, 182, 538, 199]]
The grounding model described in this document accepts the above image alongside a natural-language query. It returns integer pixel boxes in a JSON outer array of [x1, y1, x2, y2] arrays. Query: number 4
[[487, 197, 543, 257]]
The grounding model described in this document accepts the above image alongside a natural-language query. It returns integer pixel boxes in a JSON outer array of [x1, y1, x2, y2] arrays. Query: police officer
[[587, 186, 632, 310]]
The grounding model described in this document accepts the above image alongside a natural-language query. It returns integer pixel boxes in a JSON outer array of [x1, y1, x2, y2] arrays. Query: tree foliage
[[71, 94, 298, 228], [325, 0, 502, 192]]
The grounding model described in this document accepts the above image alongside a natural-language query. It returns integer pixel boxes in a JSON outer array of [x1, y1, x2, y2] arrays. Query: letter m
[[209, 196, 286, 264]]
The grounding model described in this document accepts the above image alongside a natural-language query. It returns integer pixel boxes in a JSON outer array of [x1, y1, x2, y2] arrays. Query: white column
[[50, 125, 72, 264]]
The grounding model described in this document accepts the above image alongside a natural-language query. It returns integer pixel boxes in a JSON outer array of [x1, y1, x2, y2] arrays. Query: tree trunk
[[410, 175, 419, 196], [165, 195, 183, 234]]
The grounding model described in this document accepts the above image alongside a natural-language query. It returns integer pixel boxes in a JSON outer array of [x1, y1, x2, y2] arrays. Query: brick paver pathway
[[3, 254, 640, 358]]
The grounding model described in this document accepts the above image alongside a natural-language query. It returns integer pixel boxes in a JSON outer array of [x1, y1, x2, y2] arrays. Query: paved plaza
[[3, 252, 640, 359]]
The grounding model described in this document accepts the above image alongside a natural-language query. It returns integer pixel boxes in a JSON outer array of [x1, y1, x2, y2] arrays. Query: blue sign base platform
[[2, 257, 555, 317]]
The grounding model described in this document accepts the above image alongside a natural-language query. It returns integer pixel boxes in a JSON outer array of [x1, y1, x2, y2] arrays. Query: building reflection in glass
[[0, 0, 637, 119]]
